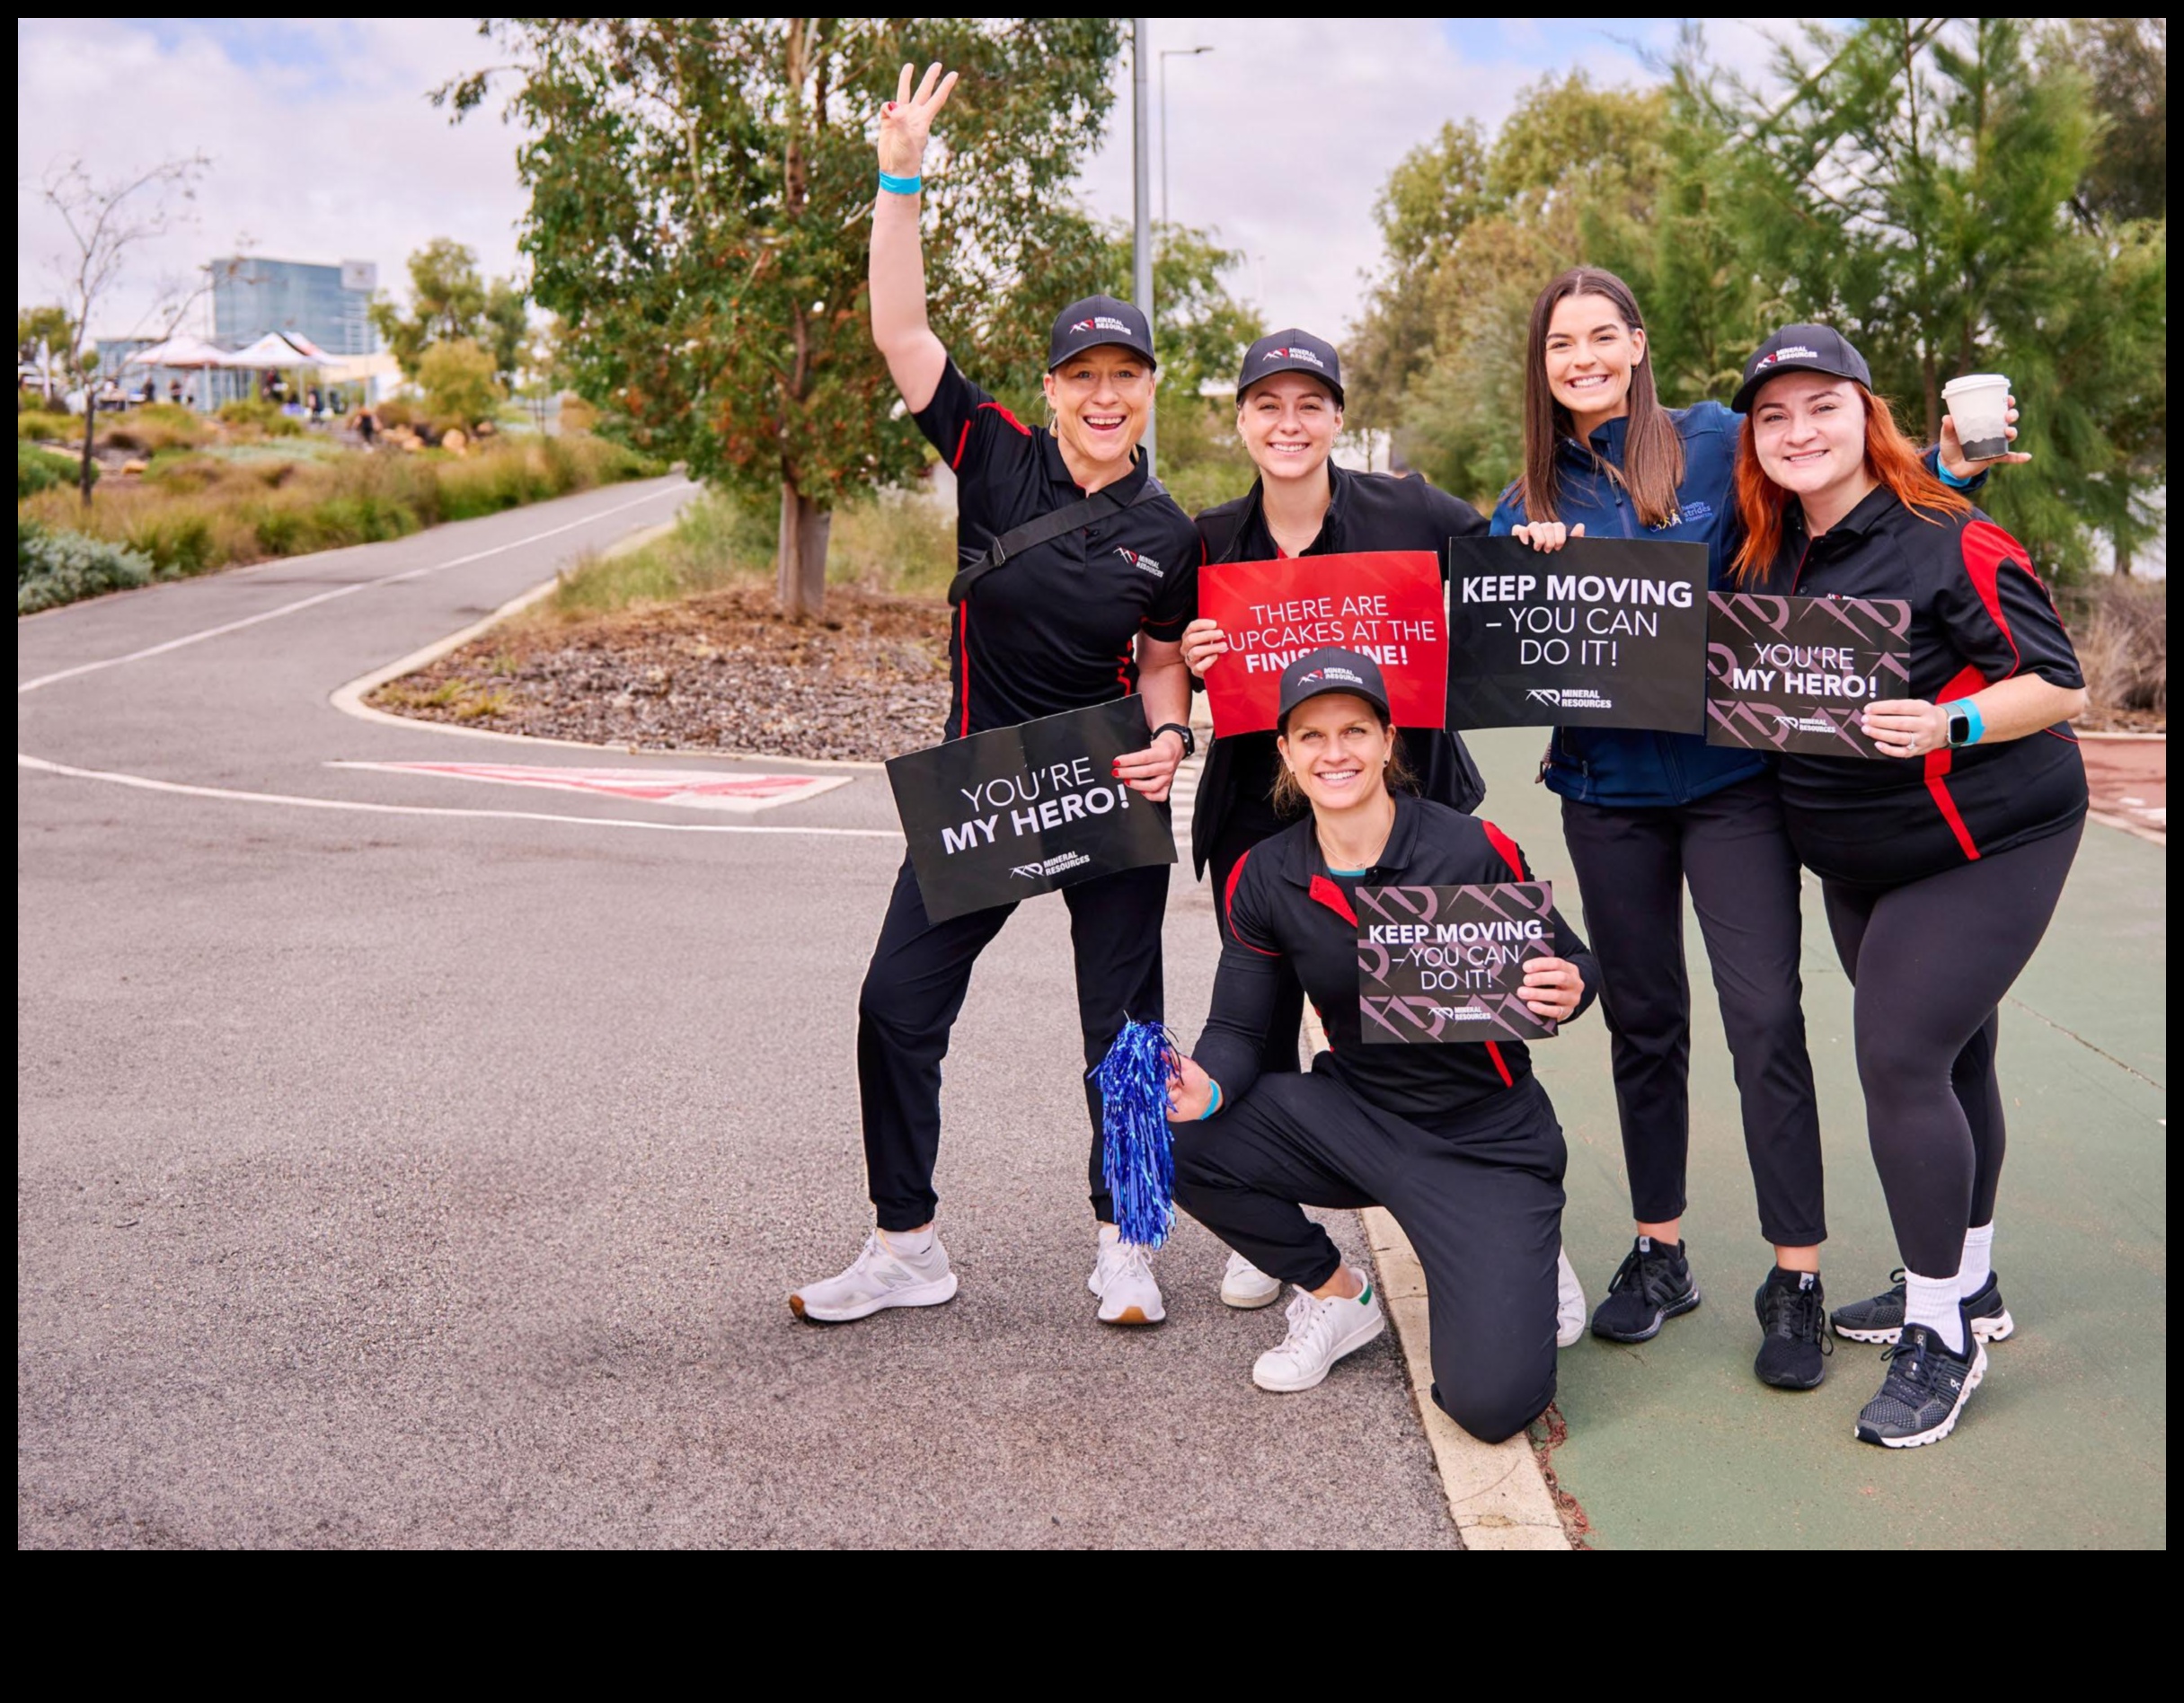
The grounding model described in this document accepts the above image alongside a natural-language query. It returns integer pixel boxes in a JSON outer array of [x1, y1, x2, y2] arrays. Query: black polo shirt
[[1192, 793, 1598, 1128], [913, 360, 1199, 739], [1189, 465, 1489, 873], [1750, 486, 2087, 886]]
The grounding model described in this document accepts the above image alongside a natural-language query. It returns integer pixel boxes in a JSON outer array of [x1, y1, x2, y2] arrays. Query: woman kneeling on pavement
[[1164, 649, 1598, 1440], [1731, 326, 2088, 1448], [791, 64, 1199, 1328]]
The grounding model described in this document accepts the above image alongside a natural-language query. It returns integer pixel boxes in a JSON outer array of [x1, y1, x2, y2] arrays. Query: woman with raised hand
[[791, 62, 1202, 1331], [1165, 648, 1596, 1437], [1729, 327, 2086, 1448], [1176, 331, 1552, 1321], [1493, 269, 2019, 1392]]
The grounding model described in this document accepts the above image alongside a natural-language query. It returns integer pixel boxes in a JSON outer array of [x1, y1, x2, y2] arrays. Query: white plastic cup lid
[[1941, 373, 2010, 399]]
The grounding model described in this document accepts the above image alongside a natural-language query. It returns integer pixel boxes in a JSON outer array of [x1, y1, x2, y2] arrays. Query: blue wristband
[[878, 171, 923, 196], [1198, 1079, 1223, 1121], [1937, 458, 1976, 490], [1957, 697, 1986, 746]]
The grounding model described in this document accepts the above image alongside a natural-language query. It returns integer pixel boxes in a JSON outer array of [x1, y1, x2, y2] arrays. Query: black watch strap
[[1153, 721, 1195, 758]]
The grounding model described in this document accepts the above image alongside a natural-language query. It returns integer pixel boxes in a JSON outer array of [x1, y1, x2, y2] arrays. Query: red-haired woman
[[1730, 325, 2086, 1448], [1490, 270, 2016, 1390]]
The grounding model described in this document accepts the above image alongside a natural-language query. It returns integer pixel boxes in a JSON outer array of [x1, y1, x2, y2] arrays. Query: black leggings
[[1821, 822, 2082, 1277], [1172, 1069, 1565, 1444], [1561, 774, 1826, 1246]]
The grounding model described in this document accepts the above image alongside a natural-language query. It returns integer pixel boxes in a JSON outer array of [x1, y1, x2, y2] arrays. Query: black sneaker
[[1853, 1314, 1987, 1448], [1590, 1235, 1701, 1343], [1832, 1269, 2017, 1346], [1753, 1267, 1833, 1389]]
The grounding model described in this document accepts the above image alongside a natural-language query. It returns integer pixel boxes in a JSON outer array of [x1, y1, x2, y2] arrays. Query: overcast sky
[[16, 18, 1784, 350]]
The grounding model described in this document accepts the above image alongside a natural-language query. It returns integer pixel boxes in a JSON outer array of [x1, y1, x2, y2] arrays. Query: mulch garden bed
[[369, 583, 952, 763]]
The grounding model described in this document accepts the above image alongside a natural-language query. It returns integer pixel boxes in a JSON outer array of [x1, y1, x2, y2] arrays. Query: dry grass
[[2067, 576, 2166, 728]]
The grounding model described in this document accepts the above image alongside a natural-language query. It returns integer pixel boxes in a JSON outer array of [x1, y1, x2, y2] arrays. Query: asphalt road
[[17, 477, 1456, 1549]]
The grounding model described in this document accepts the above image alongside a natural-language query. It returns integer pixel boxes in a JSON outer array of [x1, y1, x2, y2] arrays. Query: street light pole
[[1132, 18, 1154, 472], [1159, 45, 1214, 226]]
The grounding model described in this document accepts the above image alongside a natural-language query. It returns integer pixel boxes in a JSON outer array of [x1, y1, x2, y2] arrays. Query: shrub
[[2070, 577, 2167, 718], [100, 403, 211, 455], [17, 440, 94, 498], [120, 511, 217, 577], [18, 520, 155, 613], [828, 486, 956, 596], [18, 409, 79, 443], [217, 398, 305, 437], [374, 397, 419, 430], [417, 339, 506, 432]]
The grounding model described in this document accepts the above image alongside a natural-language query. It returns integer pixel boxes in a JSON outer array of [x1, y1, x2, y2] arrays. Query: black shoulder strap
[[948, 475, 1167, 606]]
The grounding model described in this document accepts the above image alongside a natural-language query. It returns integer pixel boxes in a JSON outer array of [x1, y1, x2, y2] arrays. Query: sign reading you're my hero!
[[1445, 536, 1709, 733], [886, 697, 1175, 923], [1357, 882, 1560, 1044], [1705, 592, 1913, 758]]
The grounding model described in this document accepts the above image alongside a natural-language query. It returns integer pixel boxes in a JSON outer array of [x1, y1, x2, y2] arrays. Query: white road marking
[[328, 760, 853, 812], [16, 481, 689, 697], [18, 753, 903, 839]]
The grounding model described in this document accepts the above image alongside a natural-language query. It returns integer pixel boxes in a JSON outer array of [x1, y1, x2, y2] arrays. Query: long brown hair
[[1270, 717, 1415, 816], [1731, 382, 1970, 581], [1521, 268, 1686, 529]]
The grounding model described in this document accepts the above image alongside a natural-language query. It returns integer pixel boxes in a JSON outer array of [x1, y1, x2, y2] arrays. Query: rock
[[442, 428, 468, 455], [120, 459, 149, 476]]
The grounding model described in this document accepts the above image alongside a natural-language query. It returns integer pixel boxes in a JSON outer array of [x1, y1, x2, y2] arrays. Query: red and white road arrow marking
[[330, 761, 853, 813]]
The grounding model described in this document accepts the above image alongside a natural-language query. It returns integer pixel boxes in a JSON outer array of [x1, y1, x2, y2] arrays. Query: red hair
[[1732, 383, 1969, 582]]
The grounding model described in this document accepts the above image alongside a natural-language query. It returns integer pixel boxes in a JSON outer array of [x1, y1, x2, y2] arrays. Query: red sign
[[1198, 551, 1448, 736]]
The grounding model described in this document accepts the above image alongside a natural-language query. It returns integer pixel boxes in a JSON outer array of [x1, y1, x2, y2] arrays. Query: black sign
[[1705, 593, 1913, 758], [1445, 535, 1709, 732], [1357, 882, 1559, 1044], [886, 697, 1176, 923]]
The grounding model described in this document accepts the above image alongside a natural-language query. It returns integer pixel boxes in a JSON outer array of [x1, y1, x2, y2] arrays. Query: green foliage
[[369, 238, 532, 385], [18, 519, 153, 613], [98, 403, 212, 454], [17, 305, 75, 366], [2059, 18, 2166, 225], [416, 338, 508, 430], [17, 440, 93, 497], [446, 18, 1124, 518], [17, 410, 76, 442], [215, 398, 305, 437]]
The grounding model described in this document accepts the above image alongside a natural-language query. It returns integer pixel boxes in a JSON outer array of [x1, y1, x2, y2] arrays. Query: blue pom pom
[[1091, 1018, 1180, 1248]]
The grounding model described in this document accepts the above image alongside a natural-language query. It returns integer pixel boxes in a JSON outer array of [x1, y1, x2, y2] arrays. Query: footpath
[[1453, 726, 2167, 1549]]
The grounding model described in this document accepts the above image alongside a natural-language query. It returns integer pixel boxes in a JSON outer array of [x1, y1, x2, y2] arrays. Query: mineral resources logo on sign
[[330, 762, 852, 812]]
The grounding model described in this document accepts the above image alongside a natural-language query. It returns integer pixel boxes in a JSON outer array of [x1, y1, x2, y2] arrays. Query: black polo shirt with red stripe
[[913, 360, 1199, 738], [1192, 792, 1598, 1128], [1750, 485, 2087, 887]]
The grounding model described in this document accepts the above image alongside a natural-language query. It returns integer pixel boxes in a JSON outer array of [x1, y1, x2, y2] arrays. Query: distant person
[[139, 376, 155, 405], [355, 407, 377, 448], [306, 385, 323, 422], [1730, 325, 2086, 1450], [167, 378, 183, 408]]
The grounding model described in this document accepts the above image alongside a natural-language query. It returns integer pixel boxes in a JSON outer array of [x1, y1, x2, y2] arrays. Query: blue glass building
[[210, 257, 380, 357]]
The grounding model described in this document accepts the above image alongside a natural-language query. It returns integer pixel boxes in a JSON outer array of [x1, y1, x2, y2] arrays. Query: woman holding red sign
[[1493, 269, 2020, 1390], [1179, 329, 1501, 1313], [1730, 327, 2085, 1448], [791, 63, 1200, 1330], [1165, 647, 1597, 1435]]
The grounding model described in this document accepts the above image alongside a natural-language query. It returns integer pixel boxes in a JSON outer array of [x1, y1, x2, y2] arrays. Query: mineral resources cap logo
[[1756, 346, 1819, 367], [1304, 666, 1364, 686], [1525, 687, 1562, 706], [1116, 548, 1163, 577], [1073, 315, 1133, 334], [1264, 346, 1327, 368]]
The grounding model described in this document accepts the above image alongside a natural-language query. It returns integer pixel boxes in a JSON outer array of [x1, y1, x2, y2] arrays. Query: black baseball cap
[[1048, 296, 1157, 371], [1732, 323, 1873, 414], [1238, 328, 1344, 406], [1278, 648, 1390, 730]]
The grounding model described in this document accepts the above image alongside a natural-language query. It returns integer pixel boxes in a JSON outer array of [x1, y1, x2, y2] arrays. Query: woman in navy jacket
[[1492, 269, 2015, 1389], [1730, 328, 2086, 1448], [1166, 648, 1597, 1440]]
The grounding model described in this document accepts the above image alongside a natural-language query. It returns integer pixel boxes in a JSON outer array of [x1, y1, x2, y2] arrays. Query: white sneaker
[[790, 1230, 958, 1323], [1089, 1226, 1166, 1325], [1220, 1251, 1284, 1310], [1556, 1244, 1587, 1348], [1251, 1273, 1386, 1392]]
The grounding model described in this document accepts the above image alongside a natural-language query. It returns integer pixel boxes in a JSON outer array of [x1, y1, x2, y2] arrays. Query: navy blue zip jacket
[[1489, 401, 1764, 807]]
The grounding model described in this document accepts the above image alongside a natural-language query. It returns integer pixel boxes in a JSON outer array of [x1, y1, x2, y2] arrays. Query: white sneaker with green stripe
[[1251, 1270, 1385, 1392]]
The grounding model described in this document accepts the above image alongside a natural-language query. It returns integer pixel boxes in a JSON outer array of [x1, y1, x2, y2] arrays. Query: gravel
[[369, 584, 953, 761]]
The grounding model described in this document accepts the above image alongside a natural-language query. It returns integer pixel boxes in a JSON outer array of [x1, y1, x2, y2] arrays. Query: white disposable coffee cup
[[1941, 373, 2012, 462]]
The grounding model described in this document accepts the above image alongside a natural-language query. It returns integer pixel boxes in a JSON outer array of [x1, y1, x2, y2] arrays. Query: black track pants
[[1820, 821, 2081, 1277], [857, 853, 1169, 1231], [1560, 775, 1826, 1247], [1207, 801, 1304, 1079], [1172, 1068, 1565, 1444]]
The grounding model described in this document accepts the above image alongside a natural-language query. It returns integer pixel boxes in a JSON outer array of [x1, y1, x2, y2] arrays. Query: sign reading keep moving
[[1445, 536, 1710, 733], [886, 698, 1176, 923]]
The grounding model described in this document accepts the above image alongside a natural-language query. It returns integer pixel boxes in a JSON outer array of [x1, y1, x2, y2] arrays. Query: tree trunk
[[79, 376, 97, 507], [776, 480, 832, 619]]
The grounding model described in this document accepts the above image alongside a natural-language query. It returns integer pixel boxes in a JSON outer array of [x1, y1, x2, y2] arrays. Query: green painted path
[[1461, 727, 2167, 1550]]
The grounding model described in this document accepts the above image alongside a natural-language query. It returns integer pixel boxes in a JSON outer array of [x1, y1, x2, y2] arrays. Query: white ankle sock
[[1903, 1268, 1967, 1354], [1959, 1222, 1995, 1297], [882, 1225, 935, 1258]]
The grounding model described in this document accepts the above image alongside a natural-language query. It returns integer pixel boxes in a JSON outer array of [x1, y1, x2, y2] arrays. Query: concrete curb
[[1301, 1005, 1571, 1552], [325, 519, 886, 774]]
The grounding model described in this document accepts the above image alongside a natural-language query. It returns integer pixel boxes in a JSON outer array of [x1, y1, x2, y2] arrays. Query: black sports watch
[[1945, 704, 1974, 748], [1153, 721, 1196, 760]]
